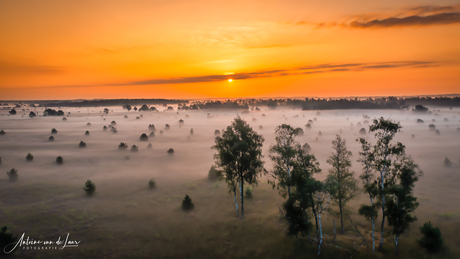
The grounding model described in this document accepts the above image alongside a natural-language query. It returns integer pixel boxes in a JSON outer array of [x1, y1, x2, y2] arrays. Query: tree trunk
[[339, 194, 344, 234], [318, 212, 323, 256], [233, 186, 239, 218], [310, 194, 319, 240], [333, 217, 336, 243], [370, 196, 375, 253], [395, 235, 399, 255], [240, 178, 244, 219]]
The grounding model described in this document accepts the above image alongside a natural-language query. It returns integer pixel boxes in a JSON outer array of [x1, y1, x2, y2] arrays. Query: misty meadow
[[1, 99, 459, 259]]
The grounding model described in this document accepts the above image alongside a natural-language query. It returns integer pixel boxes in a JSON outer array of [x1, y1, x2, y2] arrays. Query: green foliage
[[207, 165, 222, 181], [56, 156, 63, 164], [0, 225, 18, 254], [358, 204, 378, 221], [149, 178, 156, 189], [280, 197, 311, 238], [245, 187, 252, 198], [26, 153, 34, 161], [84, 180, 96, 195], [182, 194, 194, 210], [7, 168, 18, 181], [418, 221, 443, 253]]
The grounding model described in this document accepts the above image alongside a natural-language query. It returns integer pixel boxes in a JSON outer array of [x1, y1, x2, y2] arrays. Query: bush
[[9, 109, 16, 115], [148, 178, 156, 189], [0, 130, 5, 135], [49, 136, 54, 141], [6, 168, 18, 181], [214, 130, 220, 135], [29, 111, 36, 117], [436, 129, 440, 135], [26, 153, 34, 161], [159, 130, 163, 135], [56, 156, 63, 164], [111, 121, 116, 125], [87, 122, 91, 126], [167, 148, 174, 154], [51, 128, 58, 134], [62, 117, 67, 121], [84, 180, 96, 195], [103, 126, 107, 131], [0, 226, 18, 254], [429, 124, 436, 130], [148, 124, 156, 131], [147, 143, 152, 149], [179, 119, 184, 124], [131, 145, 139, 152], [149, 132, 155, 137], [182, 195, 194, 210], [295, 128, 304, 136], [190, 128, 194, 135], [418, 221, 443, 253], [207, 166, 222, 181], [139, 133, 149, 141], [165, 124, 170, 130], [359, 128, 366, 135], [85, 130, 90, 135], [444, 157, 452, 167], [79, 141, 86, 148], [245, 187, 253, 198], [417, 119, 424, 123]]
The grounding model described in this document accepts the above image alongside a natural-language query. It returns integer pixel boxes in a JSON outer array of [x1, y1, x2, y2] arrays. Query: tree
[[269, 124, 300, 199], [56, 156, 64, 164], [313, 185, 331, 256], [139, 104, 149, 111], [123, 104, 132, 111], [29, 111, 36, 118], [208, 165, 222, 181], [103, 108, 109, 115], [325, 134, 358, 235], [182, 195, 194, 210], [213, 117, 265, 219], [386, 156, 421, 254], [356, 137, 379, 252], [7, 168, 18, 181], [26, 153, 34, 161], [140, 133, 149, 141], [367, 117, 406, 252], [9, 109, 16, 115], [84, 180, 96, 195], [149, 178, 156, 189], [418, 221, 443, 253], [167, 148, 174, 154]]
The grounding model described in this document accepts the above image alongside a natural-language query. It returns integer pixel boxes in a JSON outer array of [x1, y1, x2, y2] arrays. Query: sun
[[228, 79, 233, 82]]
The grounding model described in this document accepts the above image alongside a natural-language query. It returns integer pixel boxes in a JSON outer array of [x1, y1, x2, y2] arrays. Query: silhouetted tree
[[131, 145, 139, 152], [56, 156, 63, 164], [140, 133, 149, 141], [87, 122, 91, 126], [213, 117, 265, 219], [85, 130, 90, 135], [29, 111, 36, 117], [111, 121, 116, 125], [0, 225, 18, 254], [182, 195, 194, 210], [165, 124, 170, 130], [103, 108, 109, 115], [190, 128, 194, 135], [7, 168, 18, 181], [0, 130, 5, 135], [51, 128, 58, 134], [123, 104, 132, 111], [84, 180, 96, 195], [139, 104, 149, 111], [208, 165, 222, 181], [9, 109, 16, 115], [49, 136, 54, 141], [167, 148, 174, 154], [149, 178, 156, 189], [79, 141, 86, 148], [147, 143, 152, 149], [325, 134, 358, 234], [103, 126, 107, 131], [214, 129, 220, 135], [148, 124, 156, 131], [418, 221, 443, 253], [444, 157, 452, 167], [119, 142, 128, 150], [359, 128, 366, 135]]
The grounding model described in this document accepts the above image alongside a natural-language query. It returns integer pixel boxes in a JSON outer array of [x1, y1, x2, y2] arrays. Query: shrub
[[245, 187, 253, 198], [56, 156, 63, 164], [182, 195, 194, 210], [417, 119, 424, 123], [207, 166, 222, 181], [131, 145, 139, 152], [429, 124, 436, 130], [436, 129, 440, 135], [444, 157, 452, 167], [214, 130, 220, 135], [51, 128, 58, 134], [9, 109, 16, 115], [29, 111, 36, 117], [159, 130, 163, 135], [111, 121, 116, 125], [7, 168, 18, 181], [79, 141, 86, 148], [165, 124, 170, 130], [136, 116, 140, 120], [148, 178, 156, 189], [259, 125, 263, 130], [149, 132, 155, 137], [418, 221, 443, 253], [147, 143, 152, 149], [179, 119, 184, 124], [84, 180, 96, 195], [167, 148, 174, 154], [0, 226, 18, 254], [86, 122, 91, 126], [103, 126, 107, 131], [0, 130, 5, 135], [190, 128, 194, 135], [139, 133, 149, 141], [148, 124, 156, 131], [359, 128, 366, 135], [295, 128, 304, 136], [85, 130, 90, 135], [49, 136, 54, 141], [62, 117, 67, 121], [305, 124, 311, 129], [26, 153, 34, 161]]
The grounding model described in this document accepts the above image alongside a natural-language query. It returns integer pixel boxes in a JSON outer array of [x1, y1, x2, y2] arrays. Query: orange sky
[[1, 0, 460, 100]]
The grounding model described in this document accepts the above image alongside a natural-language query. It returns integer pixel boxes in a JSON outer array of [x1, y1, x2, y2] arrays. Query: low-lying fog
[[1, 105, 459, 258]]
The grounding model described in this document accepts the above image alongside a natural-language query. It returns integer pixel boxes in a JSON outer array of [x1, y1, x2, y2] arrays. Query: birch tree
[[356, 137, 379, 252], [213, 117, 265, 219], [368, 117, 405, 252], [269, 124, 301, 199], [314, 186, 331, 256], [326, 134, 358, 234]]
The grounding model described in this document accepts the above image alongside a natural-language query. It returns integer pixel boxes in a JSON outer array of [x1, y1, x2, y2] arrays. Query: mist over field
[[1, 104, 459, 258]]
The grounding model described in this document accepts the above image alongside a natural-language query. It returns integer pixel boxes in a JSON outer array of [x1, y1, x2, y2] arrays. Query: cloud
[[0, 61, 65, 75], [350, 12, 460, 28]]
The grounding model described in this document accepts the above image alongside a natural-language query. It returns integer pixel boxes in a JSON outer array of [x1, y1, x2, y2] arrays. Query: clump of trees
[[84, 180, 96, 195], [140, 133, 149, 141], [428, 124, 436, 130], [56, 156, 64, 164], [9, 109, 17, 115], [148, 124, 156, 131], [119, 142, 128, 150], [418, 221, 443, 253], [167, 148, 174, 154], [44, 109, 64, 116], [149, 178, 156, 189], [103, 126, 107, 131], [7, 168, 18, 181], [62, 117, 67, 121], [26, 153, 34, 161], [79, 141, 86, 148], [207, 165, 222, 181], [182, 195, 194, 210], [123, 104, 132, 111], [29, 111, 36, 117], [111, 121, 116, 125], [214, 129, 221, 135], [417, 119, 424, 123], [213, 117, 264, 219], [149, 132, 155, 137]]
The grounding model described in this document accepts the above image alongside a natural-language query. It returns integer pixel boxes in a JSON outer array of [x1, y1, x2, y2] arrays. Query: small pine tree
[[7, 168, 18, 181], [79, 141, 86, 148], [148, 178, 156, 189], [182, 194, 194, 210], [26, 153, 34, 161], [84, 180, 96, 195], [139, 133, 149, 141], [418, 221, 443, 253]]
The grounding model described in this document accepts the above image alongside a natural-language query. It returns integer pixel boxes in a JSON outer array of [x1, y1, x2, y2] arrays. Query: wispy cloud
[[0, 61, 65, 75], [350, 12, 460, 28]]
